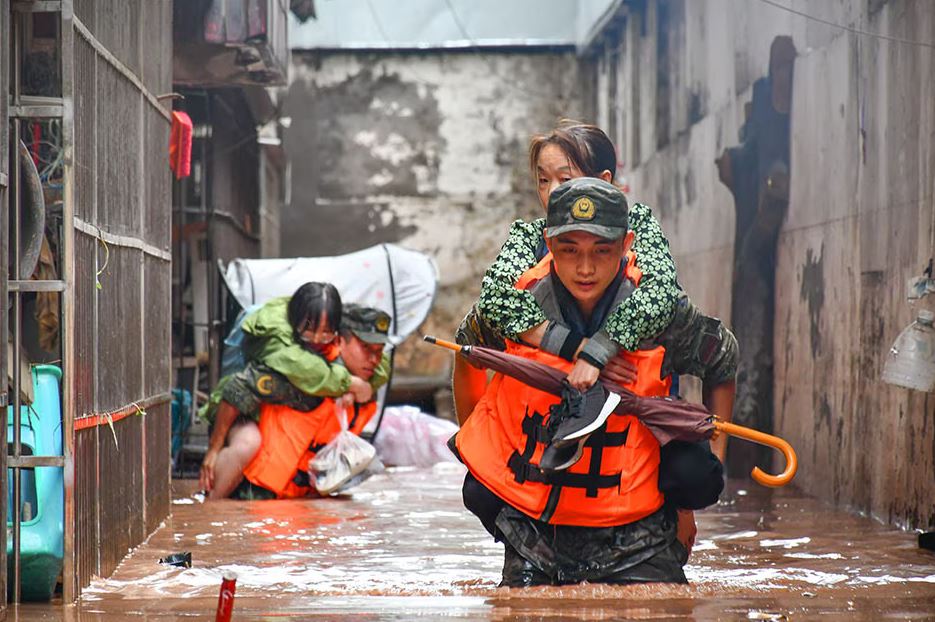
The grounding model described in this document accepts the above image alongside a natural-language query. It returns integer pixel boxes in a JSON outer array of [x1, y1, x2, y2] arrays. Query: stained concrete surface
[[584, 0, 935, 533], [282, 51, 583, 377], [11, 466, 935, 620]]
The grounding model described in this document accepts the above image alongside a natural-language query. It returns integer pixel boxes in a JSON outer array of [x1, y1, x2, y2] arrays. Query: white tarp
[[220, 244, 438, 344]]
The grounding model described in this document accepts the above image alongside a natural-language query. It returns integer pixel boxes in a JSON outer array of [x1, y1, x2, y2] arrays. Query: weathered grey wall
[[777, 0, 935, 531], [587, 0, 935, 529], [283, 50, 581, 374]]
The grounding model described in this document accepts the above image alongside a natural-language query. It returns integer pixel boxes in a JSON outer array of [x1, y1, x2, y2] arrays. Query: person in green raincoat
[[198, 282, 390, 499]]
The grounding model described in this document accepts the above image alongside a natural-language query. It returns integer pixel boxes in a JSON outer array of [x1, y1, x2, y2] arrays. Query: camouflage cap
[[544, 177, 629, 240], [341, 304, 392, 344]]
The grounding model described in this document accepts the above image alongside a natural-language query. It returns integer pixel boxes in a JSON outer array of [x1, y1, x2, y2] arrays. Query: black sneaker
[[551, 384, 621, 446], [539, 439, 585, 472]]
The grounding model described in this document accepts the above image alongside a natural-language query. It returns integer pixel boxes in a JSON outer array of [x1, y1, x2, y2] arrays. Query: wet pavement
[[12, 464, 935, 621]]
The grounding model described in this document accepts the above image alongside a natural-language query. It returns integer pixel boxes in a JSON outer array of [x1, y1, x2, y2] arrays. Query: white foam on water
[[855, 574, 935, 585], [784, 552, 843, 560], [406, 511, 464, 520], [432, 462, 467, 474], [792, 568, 850, 585], [712, 530, 758, 540], [688, 566, 849, 588], [759, 537, 811, 548]]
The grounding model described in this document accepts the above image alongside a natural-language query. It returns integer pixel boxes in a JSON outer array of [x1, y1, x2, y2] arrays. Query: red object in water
[[169, 111, 193, 179], [215, 572, 237, 622]]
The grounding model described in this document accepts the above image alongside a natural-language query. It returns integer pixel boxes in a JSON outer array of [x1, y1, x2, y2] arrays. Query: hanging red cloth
[[169, 110, 193, 179]]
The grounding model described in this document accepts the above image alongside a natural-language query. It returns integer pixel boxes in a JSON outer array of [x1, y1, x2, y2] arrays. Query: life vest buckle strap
[[551, 470, 621, 490], [520, 411, 551, 447], [507, 451, 621, 491], [508, 451, 528, 483], [587, 427, 629, 448], [508, 451, 547, 484]]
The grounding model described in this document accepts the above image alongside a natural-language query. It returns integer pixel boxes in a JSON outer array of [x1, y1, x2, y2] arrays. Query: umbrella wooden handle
[[713, 420, 798, 488], [423, 335, 464, 353]]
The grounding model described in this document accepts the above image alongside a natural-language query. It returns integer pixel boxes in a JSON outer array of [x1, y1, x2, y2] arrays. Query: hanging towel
[[169, 110, 193, 179]]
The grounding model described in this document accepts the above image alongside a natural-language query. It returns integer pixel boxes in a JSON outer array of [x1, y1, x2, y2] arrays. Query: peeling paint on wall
[[800, 244, 825, 359], [283, 50, 582, 375], [287, 63, 445, 201]]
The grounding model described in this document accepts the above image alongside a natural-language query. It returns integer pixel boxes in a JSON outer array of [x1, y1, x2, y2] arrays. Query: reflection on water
[[12, 464, 935, 621]]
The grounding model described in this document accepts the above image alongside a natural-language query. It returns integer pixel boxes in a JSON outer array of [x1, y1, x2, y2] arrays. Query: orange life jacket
[[243, 399, 377, 499], [456, 252, 669, 527]]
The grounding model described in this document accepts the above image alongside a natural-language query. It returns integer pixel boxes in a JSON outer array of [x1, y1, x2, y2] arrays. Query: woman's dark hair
[[288, 282, 342, 337], [529, 119, 617, 181]]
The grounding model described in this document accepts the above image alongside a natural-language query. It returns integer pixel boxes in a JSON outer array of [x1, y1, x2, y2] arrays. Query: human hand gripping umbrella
[[426, 336, 797, 488]]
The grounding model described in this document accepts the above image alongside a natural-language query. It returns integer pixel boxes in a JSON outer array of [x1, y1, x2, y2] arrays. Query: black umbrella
[[425, 336, 796, 487]]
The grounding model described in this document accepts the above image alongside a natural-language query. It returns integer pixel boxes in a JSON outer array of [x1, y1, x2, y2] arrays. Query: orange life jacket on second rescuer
[[456, 252, 671, 528], [242, 398, 377, 499]]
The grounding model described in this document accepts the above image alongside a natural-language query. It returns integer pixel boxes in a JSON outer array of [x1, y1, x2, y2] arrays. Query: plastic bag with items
[[334, 455, 385, 494], [309, 397, 378, 495], [373, 405, 460, 467]]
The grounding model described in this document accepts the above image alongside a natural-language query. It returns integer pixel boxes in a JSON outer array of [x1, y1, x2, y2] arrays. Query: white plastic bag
[[373, 405, 460, 467], [309, 398, 377, 495]]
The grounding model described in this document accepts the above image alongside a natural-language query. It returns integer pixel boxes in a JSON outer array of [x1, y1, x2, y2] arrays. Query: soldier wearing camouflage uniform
[[455, 178, 738, 585], [199, 283, 390, 499]]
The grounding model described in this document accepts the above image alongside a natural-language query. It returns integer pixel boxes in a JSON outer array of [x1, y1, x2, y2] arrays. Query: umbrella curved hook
[[713, 420, 798, 487]]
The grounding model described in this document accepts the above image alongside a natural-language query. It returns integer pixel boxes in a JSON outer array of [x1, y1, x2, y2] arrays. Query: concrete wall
[[587, 0, 935, 529], [283, 50, 582, 374], [259, 147, 284, 259]]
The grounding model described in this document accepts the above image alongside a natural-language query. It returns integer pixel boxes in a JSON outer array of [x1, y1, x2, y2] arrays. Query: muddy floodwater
[[13, 464, 935, 620]]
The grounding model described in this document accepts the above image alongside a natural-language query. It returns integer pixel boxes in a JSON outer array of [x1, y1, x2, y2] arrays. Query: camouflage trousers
[[496, 504, 688, 587], [462, 472, 687, 587], [200, 363, 324, 425]]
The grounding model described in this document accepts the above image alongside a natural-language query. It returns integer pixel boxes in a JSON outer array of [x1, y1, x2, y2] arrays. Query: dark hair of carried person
[[529, 119, 618, 182], [287, 281, 342, 338]]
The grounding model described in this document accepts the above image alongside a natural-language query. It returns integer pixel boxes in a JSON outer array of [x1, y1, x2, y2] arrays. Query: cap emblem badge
[[571, 197, 595, 220], [375, 315, 391, 332]]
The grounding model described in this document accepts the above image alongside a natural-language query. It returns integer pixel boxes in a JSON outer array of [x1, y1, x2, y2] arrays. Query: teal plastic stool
[[6, 365, 63, 601]]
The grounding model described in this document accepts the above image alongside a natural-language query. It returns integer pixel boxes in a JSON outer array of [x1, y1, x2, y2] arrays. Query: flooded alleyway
[[12, 465, 935, 621]]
